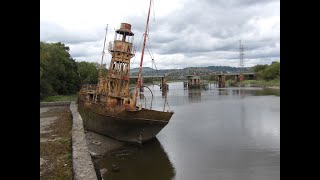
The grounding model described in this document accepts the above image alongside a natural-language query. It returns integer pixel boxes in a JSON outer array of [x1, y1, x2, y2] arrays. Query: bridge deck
[[130, 75, 165, 79]]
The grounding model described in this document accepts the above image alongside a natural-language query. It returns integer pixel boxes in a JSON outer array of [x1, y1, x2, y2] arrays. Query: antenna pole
[[99, 25, 108, 77], [239, 40, 244, 73], [134, 0, 152, 107]]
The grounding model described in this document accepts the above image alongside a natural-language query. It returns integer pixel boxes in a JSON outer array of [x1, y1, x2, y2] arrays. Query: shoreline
[[85, 131, 126, 158], [40, 101, 126, 180], [230, 84, 280, 89], [265, 86, 280, 90]]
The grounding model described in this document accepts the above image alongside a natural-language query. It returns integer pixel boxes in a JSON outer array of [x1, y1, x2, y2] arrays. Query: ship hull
[[78, 99, 173, 144]]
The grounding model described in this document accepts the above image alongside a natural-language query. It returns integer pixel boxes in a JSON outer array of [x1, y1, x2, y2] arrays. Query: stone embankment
[[70, 101, 98, 180], [40, 101, 98, 180]]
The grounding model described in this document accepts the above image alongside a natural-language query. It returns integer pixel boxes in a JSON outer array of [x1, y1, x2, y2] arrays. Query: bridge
[[214, 72, 255, 76], [129, 75, 168, 91], [129, 72, 256, 89], [211, 72, 256, 88], [183, 72, 256, 88], [129, 75, 165, 79]]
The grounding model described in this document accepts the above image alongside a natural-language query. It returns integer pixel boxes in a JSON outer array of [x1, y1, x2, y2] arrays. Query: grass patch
[[236, 79, 280, 87], [41, 94, 77, 102], [59, 138, 71, 144], [255, 88, 280, 96], [167, 80, 184, 82], [40, 107, 73, 180], [65, 152, 72, 161]]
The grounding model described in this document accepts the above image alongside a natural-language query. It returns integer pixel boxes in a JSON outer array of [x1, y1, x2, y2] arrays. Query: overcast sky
[[40, 0, 280, 69]]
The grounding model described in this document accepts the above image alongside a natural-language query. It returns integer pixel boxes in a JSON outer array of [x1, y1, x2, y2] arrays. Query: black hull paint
[[78, 102, 173, 143]]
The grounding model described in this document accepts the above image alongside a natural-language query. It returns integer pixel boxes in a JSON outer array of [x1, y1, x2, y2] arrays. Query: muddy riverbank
[[84, 130, 129, 179]]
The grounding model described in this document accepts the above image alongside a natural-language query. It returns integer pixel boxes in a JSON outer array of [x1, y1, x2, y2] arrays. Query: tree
[[40, 41, 80, 99], [252, 64, 268, 73], [250, 62, 280, 81], [77, 61, 99, 84], [261, 61, 280, 80]]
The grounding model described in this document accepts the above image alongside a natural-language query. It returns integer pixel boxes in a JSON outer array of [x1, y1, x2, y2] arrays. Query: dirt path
[[40, 106, 73, 180]]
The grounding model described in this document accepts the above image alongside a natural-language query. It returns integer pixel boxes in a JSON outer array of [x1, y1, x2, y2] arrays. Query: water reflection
[[188, 89, 201, 103], [162, 89, 168, 98], [96, 138, 175, 180], [107, 82, 279, 180], [218, 88, 228, 96], [232, 89, 245, 98], [230, 88, 280, 97], [255, 88, 280, 96]]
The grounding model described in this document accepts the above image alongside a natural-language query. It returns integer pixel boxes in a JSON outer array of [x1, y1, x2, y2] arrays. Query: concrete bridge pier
[[217, 75, 225, 88], [183, 81, 188, 88], [139, 77, 144, 92], [234, 74, 245, 82], [235, 75, 239, 82], [160, 77, 168, 91], [239, 74, 245, 81]]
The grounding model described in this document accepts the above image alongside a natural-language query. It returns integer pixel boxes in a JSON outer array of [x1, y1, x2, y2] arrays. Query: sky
[[40, 0, 280, 69]]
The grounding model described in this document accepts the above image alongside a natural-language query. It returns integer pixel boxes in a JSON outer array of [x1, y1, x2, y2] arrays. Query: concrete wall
[[70, 102, 98, 180], [40, 101, 71, 107], [40, 101, 98, 179]]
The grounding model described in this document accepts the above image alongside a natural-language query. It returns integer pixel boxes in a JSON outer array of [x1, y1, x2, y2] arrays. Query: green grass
[[41, 94, 77, 102], [65, 152, 72, 161], [167, 79, 185, 82], [59, 138, 71, 144], [236, 79, 280, 87]]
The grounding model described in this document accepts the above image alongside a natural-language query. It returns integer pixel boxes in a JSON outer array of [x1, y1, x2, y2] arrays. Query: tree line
[[251, 61, 280, 81], [40, 41, 106, 99]]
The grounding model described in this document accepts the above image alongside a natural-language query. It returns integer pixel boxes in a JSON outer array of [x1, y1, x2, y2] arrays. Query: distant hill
[[168, 67, 213, 76], [130, 67, 174, 76], [130, 67, 155, 73], [130, 66, 252, 77], [206, 66, 249, 72]]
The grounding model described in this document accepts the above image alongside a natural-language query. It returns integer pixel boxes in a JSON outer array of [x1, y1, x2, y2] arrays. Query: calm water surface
[[97, 82, 280, 180]]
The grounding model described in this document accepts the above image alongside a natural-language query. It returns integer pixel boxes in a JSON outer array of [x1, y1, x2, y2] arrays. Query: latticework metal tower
[[239, 40, 245, 73]]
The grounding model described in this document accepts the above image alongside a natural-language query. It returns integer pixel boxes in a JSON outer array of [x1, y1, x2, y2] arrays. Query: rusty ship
[[78, 0, 174, 144]]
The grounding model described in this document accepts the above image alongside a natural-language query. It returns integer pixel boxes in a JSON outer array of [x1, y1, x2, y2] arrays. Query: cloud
[[40, 0, 280, 68], [40, 21, 102, 44]]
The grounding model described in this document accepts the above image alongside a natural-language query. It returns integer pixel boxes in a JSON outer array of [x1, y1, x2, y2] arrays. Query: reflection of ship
[[188, 89, 201, 102], [95, 138, 175, 180], [78, 0, 174, 144]]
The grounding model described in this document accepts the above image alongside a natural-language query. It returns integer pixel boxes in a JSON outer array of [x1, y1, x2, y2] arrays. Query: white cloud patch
[[40, 0, 280, 68], [40, 21, 101, 44]]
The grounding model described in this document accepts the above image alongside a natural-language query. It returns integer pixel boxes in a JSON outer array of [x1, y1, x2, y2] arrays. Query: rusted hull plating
[[78, 99, 173, 143]]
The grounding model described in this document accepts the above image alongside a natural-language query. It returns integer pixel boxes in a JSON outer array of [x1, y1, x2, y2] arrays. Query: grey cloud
[[121, 0, 279, 63], [40, 21, 101, 44], [41, 0, 279, 68], [202, 0, 278, 8]]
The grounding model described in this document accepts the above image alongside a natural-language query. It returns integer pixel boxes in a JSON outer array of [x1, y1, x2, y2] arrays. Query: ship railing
[[108, 41, 136, 55], [80, 84, 97, 92], [108, 70, 129, 80], [108, 41, 114, 52], [139, 85, 154, 110]]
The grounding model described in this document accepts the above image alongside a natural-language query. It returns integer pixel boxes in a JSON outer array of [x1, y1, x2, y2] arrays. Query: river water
[[96, 82, 280, 180]]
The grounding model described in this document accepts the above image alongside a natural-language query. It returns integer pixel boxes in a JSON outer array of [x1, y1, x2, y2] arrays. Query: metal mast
[[94, 25, 108, 102], [99, 25, 108, 77], [134, 0, 152, 106], [239, 40, 245, 73]]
